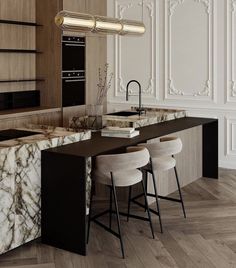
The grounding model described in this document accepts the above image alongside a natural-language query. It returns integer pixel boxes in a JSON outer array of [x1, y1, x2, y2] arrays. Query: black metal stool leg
[[141, 179, 155, 239], [143, 170, 148, 212], [127, 186, 132, 222], [174, 166, 186, 218], [109, 186, 113, 228], [151, 169, 163, 233], [87, 184, 94, 244], [111, 173, 125, 259]]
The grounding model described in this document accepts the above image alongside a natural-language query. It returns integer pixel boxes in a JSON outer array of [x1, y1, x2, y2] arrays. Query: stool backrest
[[96, 147, 149, 173], [139, 137, 182, 158]]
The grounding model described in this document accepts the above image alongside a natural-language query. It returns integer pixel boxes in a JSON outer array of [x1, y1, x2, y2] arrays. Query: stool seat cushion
[[151, 156, 176, 172], [94, 169, 143, 187]]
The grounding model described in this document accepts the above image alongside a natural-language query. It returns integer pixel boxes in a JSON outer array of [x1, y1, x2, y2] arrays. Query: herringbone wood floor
[[1, 169, 236, 268]]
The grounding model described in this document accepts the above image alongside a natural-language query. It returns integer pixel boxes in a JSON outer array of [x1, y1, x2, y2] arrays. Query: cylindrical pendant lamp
[[120, 20, 146, 35], [55, 11, 145, 36], [93, 15, 122, 34], [55, 11, 95, 32]]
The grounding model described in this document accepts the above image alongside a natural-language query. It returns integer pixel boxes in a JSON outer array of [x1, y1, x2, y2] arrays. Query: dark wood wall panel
[[0, 0, 36, 21], [36, 0, 62, 108], [0, 24, 35, 50], [0, 54, 36, 92]]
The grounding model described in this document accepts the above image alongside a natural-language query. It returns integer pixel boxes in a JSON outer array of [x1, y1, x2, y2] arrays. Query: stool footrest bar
[[157, 195, 182, 203], [131, 193, 144, 201], [118, 211, 150, 222], [131, 199, 160, 216], [93, 219, 121, 239], [91, 209, 110, 221]]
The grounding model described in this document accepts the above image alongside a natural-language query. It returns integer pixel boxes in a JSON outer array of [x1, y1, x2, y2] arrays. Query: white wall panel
[[165, 0, 216, 102], [107, 0, 236, 169], [108, 0, 159, 103]]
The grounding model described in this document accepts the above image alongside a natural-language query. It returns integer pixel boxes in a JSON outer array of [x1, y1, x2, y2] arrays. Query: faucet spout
[[126, 80, 144, 115]]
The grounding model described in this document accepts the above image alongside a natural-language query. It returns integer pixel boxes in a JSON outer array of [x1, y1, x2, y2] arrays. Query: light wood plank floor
[[1, 169, 236, 268]]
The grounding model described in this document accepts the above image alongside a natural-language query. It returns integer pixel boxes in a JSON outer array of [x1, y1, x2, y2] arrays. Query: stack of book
[[101, 126, 139, 138]]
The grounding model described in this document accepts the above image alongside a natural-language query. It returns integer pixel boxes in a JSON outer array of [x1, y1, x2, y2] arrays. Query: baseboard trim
[[219, 160, 236, 170]]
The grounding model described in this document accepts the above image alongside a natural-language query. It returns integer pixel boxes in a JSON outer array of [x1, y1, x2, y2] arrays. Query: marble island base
[[0, 125, 91, 255]]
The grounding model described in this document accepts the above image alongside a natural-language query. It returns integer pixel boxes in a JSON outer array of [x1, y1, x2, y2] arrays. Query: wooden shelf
[[0, 49, 42, 53], [0, 19, 42, 26], [0, 79, 45, 83]]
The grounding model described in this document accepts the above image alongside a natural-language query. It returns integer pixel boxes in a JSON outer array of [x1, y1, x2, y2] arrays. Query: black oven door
[[62, 42, 85, 71], [62, 78, 85, 107]]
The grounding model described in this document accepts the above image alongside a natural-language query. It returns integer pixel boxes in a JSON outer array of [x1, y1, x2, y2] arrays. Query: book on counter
[[101, 126, 140, 138]]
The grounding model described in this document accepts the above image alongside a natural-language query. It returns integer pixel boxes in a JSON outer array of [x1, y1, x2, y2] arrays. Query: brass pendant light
[[55, 11, 96, 32], [55, 10, 145, 35], [93, 15, 123, 34], [120, 20, 146, 35]]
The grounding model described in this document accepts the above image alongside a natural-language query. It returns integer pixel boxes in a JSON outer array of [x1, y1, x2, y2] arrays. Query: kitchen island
[[0, 126, 91, 255], [41, 116, 218, 256]]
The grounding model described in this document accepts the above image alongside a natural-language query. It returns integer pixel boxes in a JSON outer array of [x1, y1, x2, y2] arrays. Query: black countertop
[[44, 117, 217, 158]]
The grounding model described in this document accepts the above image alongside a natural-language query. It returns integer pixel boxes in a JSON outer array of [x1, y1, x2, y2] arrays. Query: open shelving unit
[[0, 16, 44, 112]]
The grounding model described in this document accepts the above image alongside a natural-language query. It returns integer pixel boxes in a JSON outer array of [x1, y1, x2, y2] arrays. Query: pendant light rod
[[55, 10, 145, 35]]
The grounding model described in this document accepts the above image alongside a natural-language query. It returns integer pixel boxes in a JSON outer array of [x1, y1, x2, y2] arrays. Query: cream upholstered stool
[[130, 137, 186, 233], [87, 147, 155, 259]]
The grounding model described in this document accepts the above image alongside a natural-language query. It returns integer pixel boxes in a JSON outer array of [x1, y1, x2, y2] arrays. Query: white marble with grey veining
[[103, 107, 186, 128], [0, 125, 91, 255], [70, 108, 186, 130]]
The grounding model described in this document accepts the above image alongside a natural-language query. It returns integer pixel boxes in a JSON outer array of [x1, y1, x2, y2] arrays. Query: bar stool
[[87, 146, 155, 258], [130, 137, 186, 233]]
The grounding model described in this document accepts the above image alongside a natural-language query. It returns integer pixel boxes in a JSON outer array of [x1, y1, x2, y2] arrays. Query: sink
[[0, 129, 40, 142], [106, 111, 139, 117]]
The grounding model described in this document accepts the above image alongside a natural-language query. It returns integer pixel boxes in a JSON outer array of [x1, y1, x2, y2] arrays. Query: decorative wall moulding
[[114, 0, 158, 100], [226, 117, 236, 156], [231, 81, 236, 97], [165, 0, 216, 102], [227, 0, 236, 103], [55, 10, 146, 35]]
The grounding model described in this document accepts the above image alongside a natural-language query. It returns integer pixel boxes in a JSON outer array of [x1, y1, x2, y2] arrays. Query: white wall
[[107, 0, 236, 169]]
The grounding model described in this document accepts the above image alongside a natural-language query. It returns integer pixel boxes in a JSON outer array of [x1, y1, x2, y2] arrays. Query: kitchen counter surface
[[103, 107, 186, 128], [0, 125, 90, 148], [70, 107, 186, 130]]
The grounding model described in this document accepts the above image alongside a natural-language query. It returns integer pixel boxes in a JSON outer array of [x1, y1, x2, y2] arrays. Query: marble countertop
[[102, 107, 186, 128], [0, 124, 91, 149]]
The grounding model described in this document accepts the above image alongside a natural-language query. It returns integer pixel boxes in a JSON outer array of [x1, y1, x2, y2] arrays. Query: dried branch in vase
[[96, 63, 113, 105]]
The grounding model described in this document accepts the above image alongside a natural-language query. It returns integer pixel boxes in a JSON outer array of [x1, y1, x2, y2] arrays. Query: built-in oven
[[62, 71, 85, 107], [62, 35, 86, 107], [62, 36, 85, 71]]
